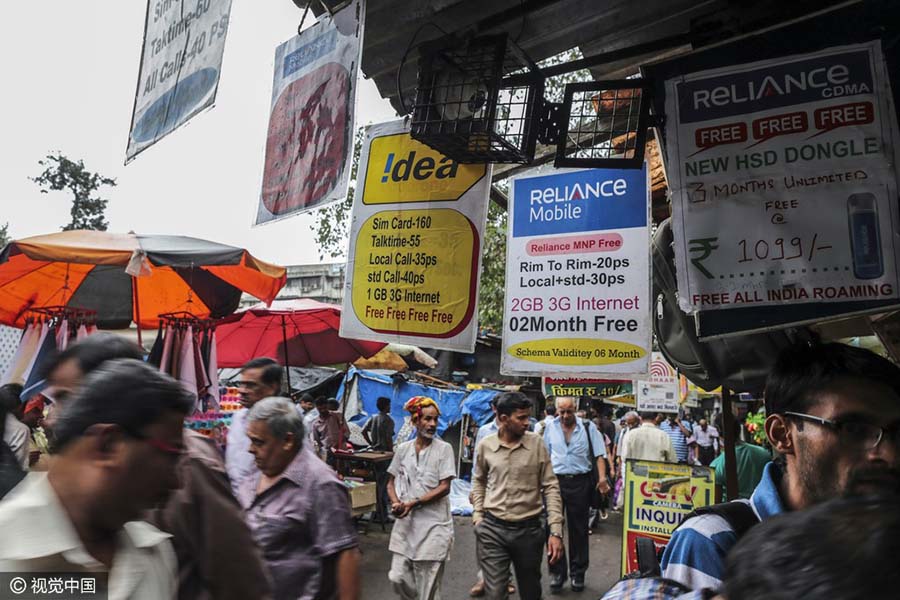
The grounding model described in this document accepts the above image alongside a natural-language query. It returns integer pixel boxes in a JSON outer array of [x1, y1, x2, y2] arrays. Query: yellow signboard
[[340, 121, 491, 352], [351, 209, 477, 336], [620, 460, 715, 576], [362, 133, 486, 204]]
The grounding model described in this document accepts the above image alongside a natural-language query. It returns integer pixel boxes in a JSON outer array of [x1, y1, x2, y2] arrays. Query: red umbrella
[[215, 299, 385, 386]]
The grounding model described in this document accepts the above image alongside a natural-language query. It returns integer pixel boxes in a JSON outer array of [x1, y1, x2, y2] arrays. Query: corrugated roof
[[303, 0, 850, 113]]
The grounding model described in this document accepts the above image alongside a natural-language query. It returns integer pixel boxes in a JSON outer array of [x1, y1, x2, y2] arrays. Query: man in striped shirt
[[659, 414, 692, 463], [660, 342, 900, 591]]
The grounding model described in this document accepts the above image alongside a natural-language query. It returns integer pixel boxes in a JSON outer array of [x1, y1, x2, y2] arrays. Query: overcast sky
[[0, 1, 397, 266]]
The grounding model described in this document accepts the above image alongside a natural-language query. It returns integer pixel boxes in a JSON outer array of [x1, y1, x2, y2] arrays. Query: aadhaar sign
[[362, 133, 486, 204]]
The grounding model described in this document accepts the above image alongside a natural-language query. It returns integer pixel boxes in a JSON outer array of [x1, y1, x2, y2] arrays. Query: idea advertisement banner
[[542, 377, 633, 400], [665, 41, 900, 314], [636, 352, 680, 413], [501, 167, 652, 377], [127, 0, 233, 162], [255, 0, 364, 224], [339, 121, 491, 352], [621, 460, 715, 577]]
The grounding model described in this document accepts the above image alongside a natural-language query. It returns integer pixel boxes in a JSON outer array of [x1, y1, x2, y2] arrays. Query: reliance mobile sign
[[513, 168, 647, 237], [502, 167, 651, 378], [677, 49, 874, 123]]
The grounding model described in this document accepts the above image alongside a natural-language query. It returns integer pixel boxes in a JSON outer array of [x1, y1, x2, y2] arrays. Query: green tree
[[0, 222, 10, 248], [310, 48, 591, 329], [32, 153, 116, 231], [477, 199, 508, 331]]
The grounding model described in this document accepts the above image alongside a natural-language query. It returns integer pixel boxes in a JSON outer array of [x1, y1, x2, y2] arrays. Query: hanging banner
[[542, 376, 633, 399], [635, 352, 680, 413], [501, 167, 651, 377], [255, 0, 364, 225], [666, 41, 900, 314], [339, 120, 491, 352], [620, 459, 715, 577], [126, 0, 233, 162]]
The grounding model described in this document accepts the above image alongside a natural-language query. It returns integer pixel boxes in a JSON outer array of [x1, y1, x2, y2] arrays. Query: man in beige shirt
[[617, 411, 677, 464], [472, 392, 564, 600]]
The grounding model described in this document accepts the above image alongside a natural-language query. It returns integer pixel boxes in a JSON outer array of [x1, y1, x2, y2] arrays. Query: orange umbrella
[[0, 230, 286, 332]]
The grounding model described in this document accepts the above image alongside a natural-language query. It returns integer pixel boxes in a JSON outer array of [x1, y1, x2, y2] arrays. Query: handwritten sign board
[[665, 42, 900, 314]]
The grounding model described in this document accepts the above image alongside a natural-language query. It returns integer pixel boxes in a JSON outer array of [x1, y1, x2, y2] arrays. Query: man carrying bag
[[542, 398, 610, 593]]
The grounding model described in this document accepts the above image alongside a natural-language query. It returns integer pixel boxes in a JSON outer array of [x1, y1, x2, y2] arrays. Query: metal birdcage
[[410, 34, 544, 164], [554, 79, 653, 169]]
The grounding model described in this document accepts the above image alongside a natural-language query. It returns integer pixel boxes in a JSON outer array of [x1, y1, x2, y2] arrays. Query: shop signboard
[[542, 376, 633, 399], [255, 0, 364, 224], [501, 167, 652, 377], [340, 120, 491, 352], [635, 352, 680, 413], [621, 459, 715, 577], [665, 41, 900, 316], [127, 0, 233, 162]]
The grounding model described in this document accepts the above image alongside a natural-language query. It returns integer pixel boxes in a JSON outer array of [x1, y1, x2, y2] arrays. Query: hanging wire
[[515, 0, 527, 43], [186, 262, 195, 307], [297, 1, 311, 35], [396, 21, 450, 115]]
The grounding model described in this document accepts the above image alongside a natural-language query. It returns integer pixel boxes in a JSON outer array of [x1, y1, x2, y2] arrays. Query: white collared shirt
[[225, 408, 257, 494], [0, 475, 177, 600]]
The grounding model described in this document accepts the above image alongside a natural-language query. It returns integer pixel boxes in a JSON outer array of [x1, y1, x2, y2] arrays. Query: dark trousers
[[698, 445, 717, 466], [476, 513, 545, 600], [549, 473, 592, 580], [373, 462, 390, 523]]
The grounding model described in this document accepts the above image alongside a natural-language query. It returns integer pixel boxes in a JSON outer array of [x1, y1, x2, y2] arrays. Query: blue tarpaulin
[[461, 389, 500, 426], [337, 367, 466, 439]]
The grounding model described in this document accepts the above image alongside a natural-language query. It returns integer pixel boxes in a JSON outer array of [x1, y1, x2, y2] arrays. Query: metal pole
[[281, 314, 292, 393], [721, 387, 740, 502], [132, 276, 144, 350]]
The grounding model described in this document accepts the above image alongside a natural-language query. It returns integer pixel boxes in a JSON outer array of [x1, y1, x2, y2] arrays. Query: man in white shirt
[[618, 411, 677, 465], [0, 359, 190, 600], [692, 418, 720, 466], [387, 396, 456, 600], [2, 411, 29, 469], [225, 357, 282, 493]]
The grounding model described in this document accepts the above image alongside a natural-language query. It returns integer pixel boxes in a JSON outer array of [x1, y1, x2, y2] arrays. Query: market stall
[[0, 230, 287, 407]]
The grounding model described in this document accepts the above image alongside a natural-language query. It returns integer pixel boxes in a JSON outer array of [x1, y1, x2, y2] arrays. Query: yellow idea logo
[[362, 133, 486, 204]]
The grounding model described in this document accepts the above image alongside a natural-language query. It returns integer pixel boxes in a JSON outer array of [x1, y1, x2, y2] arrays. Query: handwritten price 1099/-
[[737, 234, 833, 263]]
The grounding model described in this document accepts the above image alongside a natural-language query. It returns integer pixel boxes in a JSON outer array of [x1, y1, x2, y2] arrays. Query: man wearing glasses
[[34, 334, 274, 600], [225, 357, 283, 493], [660, 341, 900, 592], [0, 359, 190, 599]]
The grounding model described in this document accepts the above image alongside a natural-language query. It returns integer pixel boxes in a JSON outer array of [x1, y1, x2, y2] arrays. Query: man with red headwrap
[[386, 396, 456, 600]]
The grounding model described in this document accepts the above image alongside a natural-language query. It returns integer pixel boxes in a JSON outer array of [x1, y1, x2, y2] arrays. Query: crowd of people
[[0, 337, 897, 600]]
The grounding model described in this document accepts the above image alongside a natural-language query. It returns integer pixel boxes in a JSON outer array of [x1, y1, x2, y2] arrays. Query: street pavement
[[359, 513, 624, 599]]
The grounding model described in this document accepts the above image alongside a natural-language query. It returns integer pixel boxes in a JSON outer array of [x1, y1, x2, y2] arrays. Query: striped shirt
[[660, 462, 784, 590], [659, 420, 692, 463], [601, 578, 709, 600]]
